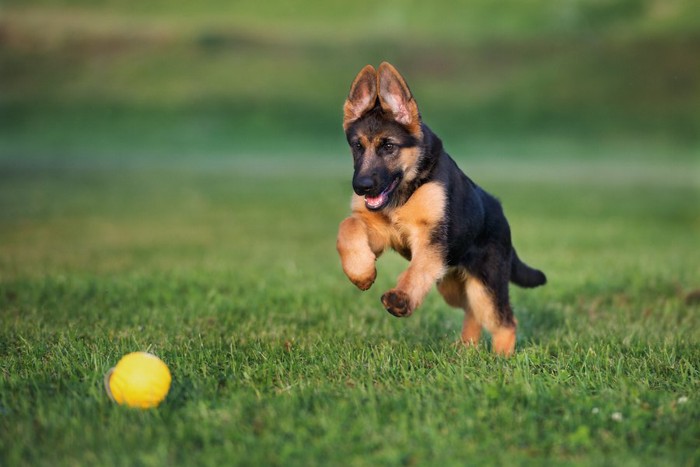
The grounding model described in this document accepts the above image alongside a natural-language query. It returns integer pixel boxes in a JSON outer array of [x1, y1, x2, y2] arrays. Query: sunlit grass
[[1, 161, 698, 465], [2, 1, 699, 464]]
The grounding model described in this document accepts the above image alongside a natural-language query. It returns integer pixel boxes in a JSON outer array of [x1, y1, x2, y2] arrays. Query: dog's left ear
[[343, 65, 378, 130], [377, 62, 421, 133]]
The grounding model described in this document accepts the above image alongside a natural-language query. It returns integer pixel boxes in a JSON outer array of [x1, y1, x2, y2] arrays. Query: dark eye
[[382, 142, 396, 152], [352, 141, 363, 151]]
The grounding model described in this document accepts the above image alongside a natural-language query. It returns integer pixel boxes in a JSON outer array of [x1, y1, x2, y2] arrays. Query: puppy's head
[[343, 62, 424, 211]]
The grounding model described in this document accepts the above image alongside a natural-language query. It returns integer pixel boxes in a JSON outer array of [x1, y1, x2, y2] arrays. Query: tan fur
[[461, 315, 483, 346], [340, 182, 447, 315], [437, 269, 517, 352], [340, 62, 528, 356], [492, 326, 517, 356], [397, 147, 423, 184], [386, 182, 447, 312], [465, 277, 500, 333], [336, 217, 377, 291], [436, 268, 467, 308], [466, 276, 517, 356], [437, 269, 483, 347]]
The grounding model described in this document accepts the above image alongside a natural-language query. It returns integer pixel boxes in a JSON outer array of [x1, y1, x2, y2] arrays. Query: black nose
[[353, 175, 375, 195]]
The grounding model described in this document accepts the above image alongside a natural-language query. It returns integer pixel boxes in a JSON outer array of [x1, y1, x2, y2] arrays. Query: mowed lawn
[[0, 157, 698, 465]]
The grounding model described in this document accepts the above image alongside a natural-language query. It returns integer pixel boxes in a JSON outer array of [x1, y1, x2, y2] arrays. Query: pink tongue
[[365, 178, 399, 209], [365, 193, 386, 208]]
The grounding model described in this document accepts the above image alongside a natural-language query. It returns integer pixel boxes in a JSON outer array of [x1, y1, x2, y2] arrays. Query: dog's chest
[[385, 182, 447, 257], [352, 181, 446, 259]]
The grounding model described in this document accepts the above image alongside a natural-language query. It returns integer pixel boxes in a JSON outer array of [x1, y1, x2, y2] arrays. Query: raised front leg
[[336, 216, 381, 291], [381, 233, 445, 317], [381, 182, 447, 317]]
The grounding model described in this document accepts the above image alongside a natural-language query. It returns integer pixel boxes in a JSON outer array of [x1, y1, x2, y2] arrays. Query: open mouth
[[365, 177, 400, 210]]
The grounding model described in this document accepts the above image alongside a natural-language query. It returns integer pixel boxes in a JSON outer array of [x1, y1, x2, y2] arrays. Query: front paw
[[381, 289, 412, 317], [350, 269, 376, 291]]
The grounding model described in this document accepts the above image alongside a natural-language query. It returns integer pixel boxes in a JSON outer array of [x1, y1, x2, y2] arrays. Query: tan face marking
[[397, 147, 421, 183]]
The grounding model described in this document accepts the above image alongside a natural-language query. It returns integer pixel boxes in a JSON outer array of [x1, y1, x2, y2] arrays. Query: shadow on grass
[[165, 377, 200, 410], [516, 304, 565, 348]]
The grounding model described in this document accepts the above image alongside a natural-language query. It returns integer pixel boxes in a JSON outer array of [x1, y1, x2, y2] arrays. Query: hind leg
[[437, 269, 482, 347], [465, 275, 516, 356]]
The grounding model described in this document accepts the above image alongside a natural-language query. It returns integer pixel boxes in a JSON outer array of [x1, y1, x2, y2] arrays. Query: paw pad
[[381, 289, 412, 317]]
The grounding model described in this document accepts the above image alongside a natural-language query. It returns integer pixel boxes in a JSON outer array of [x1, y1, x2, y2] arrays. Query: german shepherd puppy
[[336, 62, 546, 355]]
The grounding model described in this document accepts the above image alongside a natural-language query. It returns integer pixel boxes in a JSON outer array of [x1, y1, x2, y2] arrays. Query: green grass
[[2, 1, 700, 464], [1, 159, 698, 465], [3, 0, 700, 162]]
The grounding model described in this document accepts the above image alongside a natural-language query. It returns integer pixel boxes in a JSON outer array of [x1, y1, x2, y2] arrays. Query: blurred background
[[2, 3, 700, 463], [2, 0, 699, 170]]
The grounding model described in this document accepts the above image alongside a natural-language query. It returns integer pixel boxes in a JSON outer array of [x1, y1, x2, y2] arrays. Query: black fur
[[416, 124, 547, 323], [345, 103, 546, 329], [348, 116, 547, 323]]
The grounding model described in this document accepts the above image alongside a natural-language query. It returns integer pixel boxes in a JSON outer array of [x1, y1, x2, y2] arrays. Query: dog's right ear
[[343, 65, 377, 130], [377, 62, 421, 134]]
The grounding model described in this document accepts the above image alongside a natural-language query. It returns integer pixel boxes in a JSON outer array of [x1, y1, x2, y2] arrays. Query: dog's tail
[[510, 249, 547, 288]]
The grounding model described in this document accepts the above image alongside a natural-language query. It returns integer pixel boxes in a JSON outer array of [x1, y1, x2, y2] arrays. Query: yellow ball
[[105, 352, 171, 409]]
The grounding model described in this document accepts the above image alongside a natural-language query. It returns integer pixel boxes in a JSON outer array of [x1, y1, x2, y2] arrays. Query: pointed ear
[[343, 65, 378, 130], [377, 62, 421, 132]]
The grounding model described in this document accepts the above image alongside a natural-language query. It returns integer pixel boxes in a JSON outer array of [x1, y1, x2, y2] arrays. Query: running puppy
[[336, 62, 546, 355]]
